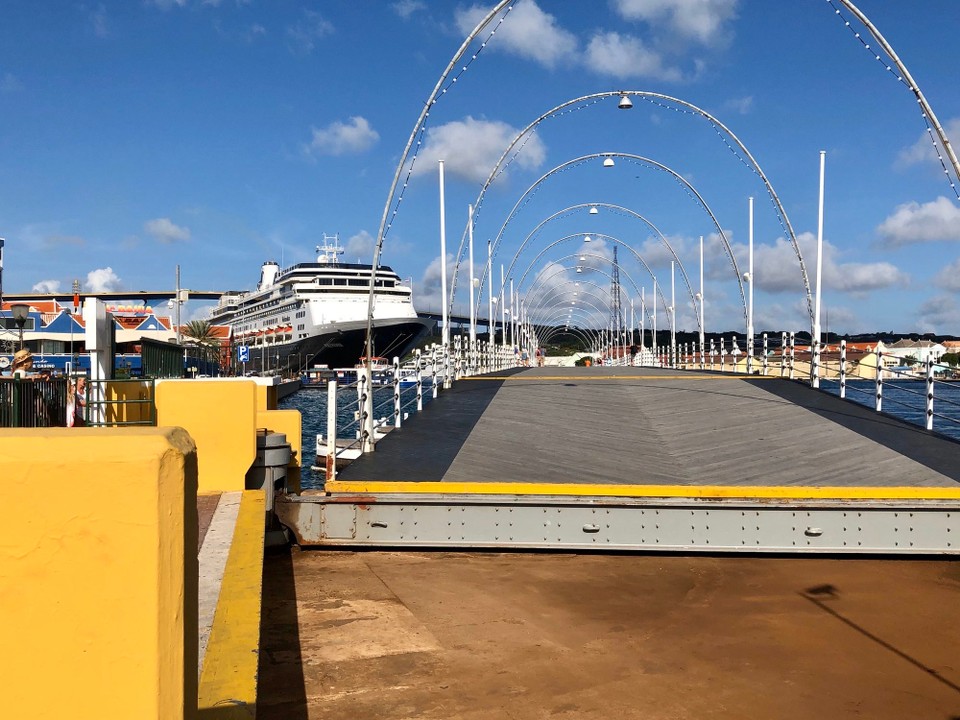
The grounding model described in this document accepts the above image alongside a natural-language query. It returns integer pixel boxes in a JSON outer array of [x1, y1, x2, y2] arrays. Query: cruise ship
[[210, 236, 433, 374]]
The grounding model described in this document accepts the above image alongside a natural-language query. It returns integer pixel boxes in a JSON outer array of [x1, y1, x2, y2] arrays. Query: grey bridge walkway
[[278, 367, 960, 552]]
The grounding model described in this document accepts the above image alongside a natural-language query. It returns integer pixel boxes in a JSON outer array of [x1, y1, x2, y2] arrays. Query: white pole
[[439, 160, 449, 350], [699, 235, 705, 369], [326, 378, 338, 481], [813, 150, 826, 388], [652, 279, 658, 363], [670, 261, 676, 366], [500, 264, 506, 351], [510, 278, 517, 351], [748, 197, 754, 375], [640, 287, 645, 355], [487, 240, 493, 356], [175, 264, 182, 346], [468, 204, 476, 355]]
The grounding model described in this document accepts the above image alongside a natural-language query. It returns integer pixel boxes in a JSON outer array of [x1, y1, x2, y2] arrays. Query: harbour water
[[820, 379, 960, 441], [281, 376, 960, 490], [280, 381, 434, 490]]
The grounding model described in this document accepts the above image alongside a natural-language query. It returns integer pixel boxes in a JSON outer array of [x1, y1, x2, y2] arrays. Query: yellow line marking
[[462, 374, 778, 381], [198, 490, 265, 716], [324, 480, 960, 501]]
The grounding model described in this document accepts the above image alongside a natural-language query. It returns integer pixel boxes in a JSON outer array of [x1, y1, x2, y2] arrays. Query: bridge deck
[[332, 367, 960, 496]]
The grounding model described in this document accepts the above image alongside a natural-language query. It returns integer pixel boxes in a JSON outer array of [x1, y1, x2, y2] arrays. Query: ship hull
[[237, 316, 434, 374]]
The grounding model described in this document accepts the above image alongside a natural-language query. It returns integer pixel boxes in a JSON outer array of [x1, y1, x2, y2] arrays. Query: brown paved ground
[[197, 493, 221, 552], [257, 549, 960, 720]]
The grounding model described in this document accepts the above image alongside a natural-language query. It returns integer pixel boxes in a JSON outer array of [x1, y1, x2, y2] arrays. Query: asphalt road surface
[[258, 549, 960, 720]]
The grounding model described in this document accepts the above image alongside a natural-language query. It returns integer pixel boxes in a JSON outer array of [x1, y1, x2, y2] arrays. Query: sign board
[[237, 345, 250, 363]]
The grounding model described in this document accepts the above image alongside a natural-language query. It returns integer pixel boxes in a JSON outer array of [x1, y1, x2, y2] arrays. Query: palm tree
[[183, 319, 221, 371], [183, 320, 218, 346]]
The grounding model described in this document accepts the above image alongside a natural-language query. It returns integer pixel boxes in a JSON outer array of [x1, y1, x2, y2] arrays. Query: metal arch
[[526, 281, 611, 323], [528, 280, 613, 326], [524, 260, 645, 323], [513, 235, 673, 325], [531, 293, 605, 327], [538, 325, 593, 350], [536, 306, 605, 335], [491, 201, 697, 321], [540, 325, 602, 354], [364, 0, 514, 374], [524, 255, 645, 304], [538, 325, 595, 350], [475, 154, 740, 330], [373, 0, 957, 362], [449, 91, 801, 327], [534, 303, 610, 340], [837, 0, 960, 188]]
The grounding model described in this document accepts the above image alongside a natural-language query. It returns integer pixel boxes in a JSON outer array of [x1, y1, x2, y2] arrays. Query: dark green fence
[[0, 377, 69, 427], [141, 337, 186, 378]]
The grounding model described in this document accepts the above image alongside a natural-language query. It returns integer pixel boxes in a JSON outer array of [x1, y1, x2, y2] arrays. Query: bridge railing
[[631, 334, 960, 438], [319, 340, 522, 480]]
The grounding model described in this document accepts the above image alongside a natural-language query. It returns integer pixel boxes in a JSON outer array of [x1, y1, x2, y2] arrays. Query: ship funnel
[[257, 261, 280, 290]]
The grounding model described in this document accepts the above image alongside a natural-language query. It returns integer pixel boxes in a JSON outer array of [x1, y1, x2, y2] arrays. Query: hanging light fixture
[[583, 235, 592, 243], [617, 92, 633, 110], [589, 206, 599, 215], [603, 157, 615, 168]]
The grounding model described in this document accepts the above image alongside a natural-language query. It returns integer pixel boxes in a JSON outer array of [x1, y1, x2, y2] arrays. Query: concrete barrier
[[0, 427, 199, 720]]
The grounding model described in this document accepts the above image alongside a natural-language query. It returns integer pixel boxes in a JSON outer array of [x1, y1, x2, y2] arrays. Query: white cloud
[[455, 1, 577, 69], [876, 196, 960, 246], [896, 118, 960, 169], [611, 0, 739, 45], [32, 280, 61, 293], [723, 95, 753, 114], [416, 253, 455, 307], [917, 294, 960, 334], [412, 117, 546, 183], [344, 230, 375, 262], [0, 72, 22, 93], [88, 4, 109, 37], [149, 0, 188, 8], [934, 258, 960, 292], [286, 10, 334, 54], [750, 233, 908, 293], [303, 116, 379, 157], [584, 32, 682, 81], [85, 267, 122, 293], [392, 0, 426, 19], [144, 217, 191, 243]]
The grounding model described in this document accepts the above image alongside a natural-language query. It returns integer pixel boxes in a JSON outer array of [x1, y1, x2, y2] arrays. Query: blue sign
[[237, 345, 250, 363]]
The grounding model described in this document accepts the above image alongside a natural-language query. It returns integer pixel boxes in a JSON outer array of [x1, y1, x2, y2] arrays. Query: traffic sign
[[237, 345, 249, 363]]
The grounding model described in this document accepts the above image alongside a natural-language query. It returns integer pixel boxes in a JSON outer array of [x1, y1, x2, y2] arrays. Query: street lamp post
[[11, 304, 29, 350]]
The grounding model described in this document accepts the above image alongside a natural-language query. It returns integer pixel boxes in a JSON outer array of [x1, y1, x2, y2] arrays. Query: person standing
[[11, 349, 34, 378]]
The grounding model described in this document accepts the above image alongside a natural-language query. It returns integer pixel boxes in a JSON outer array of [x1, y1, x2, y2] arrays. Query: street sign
[[238, 345, 249, 363]]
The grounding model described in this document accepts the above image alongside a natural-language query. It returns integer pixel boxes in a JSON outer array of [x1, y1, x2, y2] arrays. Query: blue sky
[[2, 0, 959, 335]]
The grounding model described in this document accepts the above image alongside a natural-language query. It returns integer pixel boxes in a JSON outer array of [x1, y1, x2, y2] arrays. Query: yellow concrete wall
[[104, 379, 155, 425], [156, 379, 257, 493], [0, 427, 198, 720]]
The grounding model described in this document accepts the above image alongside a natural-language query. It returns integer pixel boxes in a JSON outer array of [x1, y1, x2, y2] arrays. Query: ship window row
[[297, 288, 410, 297], [311, 278, 393, 287]]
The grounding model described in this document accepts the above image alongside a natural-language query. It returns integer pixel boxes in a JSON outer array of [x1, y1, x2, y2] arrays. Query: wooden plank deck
[[334, 367, 960, 493]]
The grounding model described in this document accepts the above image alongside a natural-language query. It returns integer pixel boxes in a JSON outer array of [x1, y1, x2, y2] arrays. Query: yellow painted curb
[[198, 490, 266, 717], [324, 480, 960, 501]]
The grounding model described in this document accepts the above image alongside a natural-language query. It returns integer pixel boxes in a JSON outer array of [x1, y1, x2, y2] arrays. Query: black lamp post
[[11, 304, 29, 350]]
